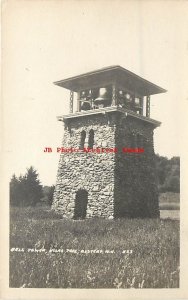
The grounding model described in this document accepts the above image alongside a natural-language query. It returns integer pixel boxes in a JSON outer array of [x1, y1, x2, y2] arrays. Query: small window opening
[[80, 130, 86, 150], [88, 129, 94, 149]]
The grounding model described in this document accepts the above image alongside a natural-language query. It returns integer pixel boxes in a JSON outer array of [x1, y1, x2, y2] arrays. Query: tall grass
[[10, 207, 179, 288]]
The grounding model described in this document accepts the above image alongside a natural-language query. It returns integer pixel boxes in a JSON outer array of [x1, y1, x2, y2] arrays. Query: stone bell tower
[[52, 66, 166, 219]]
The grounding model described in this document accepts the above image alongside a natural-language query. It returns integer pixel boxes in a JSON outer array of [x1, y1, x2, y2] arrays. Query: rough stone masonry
[[52, 111, 159, 219]]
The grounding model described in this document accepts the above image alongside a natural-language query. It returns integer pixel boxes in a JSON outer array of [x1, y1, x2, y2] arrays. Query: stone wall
[[52, 111, 159, 218], [114, 115, 159, 217], [52, 114, 116, 218]]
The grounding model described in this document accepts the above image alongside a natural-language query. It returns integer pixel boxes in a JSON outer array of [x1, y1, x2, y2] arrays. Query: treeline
[[10, 167, 54, 207], [10, 155, 180, 207], [155, 155, 180, 193]]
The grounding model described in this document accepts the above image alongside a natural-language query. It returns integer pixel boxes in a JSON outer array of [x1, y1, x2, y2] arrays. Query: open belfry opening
[[52, 66, 166, 219]]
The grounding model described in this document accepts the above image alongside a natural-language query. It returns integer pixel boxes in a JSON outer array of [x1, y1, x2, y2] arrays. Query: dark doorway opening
[[74, 189, 88, 219]]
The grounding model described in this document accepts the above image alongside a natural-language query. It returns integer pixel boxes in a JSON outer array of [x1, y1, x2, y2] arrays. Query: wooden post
[[146, 96, 150, 117], [111, 84, 117, 106], [140, 97, 144, 115], [70, 91, 74, 113], [77, 92, 81, 112]]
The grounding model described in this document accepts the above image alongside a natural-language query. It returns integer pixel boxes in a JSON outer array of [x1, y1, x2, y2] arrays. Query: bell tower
[[52, 66, 166, 219]]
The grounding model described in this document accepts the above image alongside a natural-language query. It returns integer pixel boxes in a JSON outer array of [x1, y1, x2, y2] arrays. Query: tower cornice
[[57, 106, 161, 128]]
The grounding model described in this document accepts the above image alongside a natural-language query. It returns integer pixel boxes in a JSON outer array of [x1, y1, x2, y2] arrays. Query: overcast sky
[[2, 0, 188, 186]]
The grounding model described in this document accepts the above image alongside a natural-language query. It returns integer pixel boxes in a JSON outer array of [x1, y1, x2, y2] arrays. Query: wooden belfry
[[52, 66, 166, 219]]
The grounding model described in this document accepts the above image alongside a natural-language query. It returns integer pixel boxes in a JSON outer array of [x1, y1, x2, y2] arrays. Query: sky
[[2, 0, 188, 186]]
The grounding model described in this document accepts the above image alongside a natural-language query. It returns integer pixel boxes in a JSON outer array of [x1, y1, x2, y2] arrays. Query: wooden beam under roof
[[54, 65, 167, 96]]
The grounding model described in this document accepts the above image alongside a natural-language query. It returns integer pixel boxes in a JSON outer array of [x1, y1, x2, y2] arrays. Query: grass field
[[10, 201, 180, 288]]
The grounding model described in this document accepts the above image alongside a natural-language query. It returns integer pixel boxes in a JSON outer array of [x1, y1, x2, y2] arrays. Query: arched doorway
[[74, 189, 88, 219]]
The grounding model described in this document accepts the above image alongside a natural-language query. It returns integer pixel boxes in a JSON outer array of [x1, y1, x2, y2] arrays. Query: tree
[[24, 167, 43, 206], [10, 167, 43, 207], [155, 154, 169, 185], [155, 154, 180, 193], [165, 175, 180, 193], [47, 185, 55, 206], [41, 185, 55, 206], [10, 174, 20, 206]]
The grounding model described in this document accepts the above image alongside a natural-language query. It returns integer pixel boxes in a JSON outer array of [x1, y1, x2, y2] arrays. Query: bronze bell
[[125, 93, 132, 103], [80, 101, 91, 111], [134, 98, 140, 107], [94, 87, 109, 106], [80, 90, 86, 99]]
